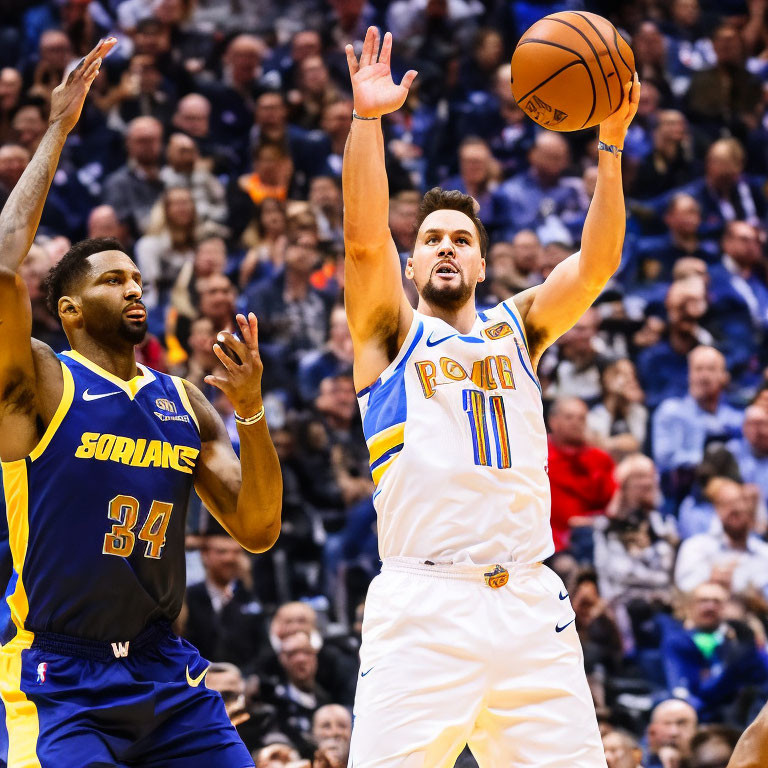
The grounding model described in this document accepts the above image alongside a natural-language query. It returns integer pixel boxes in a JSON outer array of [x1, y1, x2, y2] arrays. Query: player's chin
[[121, 319, 148, 345]]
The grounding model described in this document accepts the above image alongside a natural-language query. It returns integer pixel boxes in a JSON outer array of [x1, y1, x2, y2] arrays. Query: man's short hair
[[416, 187, 489, 260], [43, 237, 126, 316]]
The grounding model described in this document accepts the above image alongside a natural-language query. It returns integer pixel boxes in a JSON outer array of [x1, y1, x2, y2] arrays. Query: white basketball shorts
[[349, 558, 607, 768]]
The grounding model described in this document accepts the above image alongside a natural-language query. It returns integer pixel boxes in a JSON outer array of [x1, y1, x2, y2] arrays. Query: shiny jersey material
[[357, 301, 553, 564], [1, 351, 201, 643]]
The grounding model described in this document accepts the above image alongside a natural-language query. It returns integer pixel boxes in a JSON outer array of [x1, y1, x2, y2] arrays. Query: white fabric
[[349, 561, 606, 768], [357, 302, 553, 565]]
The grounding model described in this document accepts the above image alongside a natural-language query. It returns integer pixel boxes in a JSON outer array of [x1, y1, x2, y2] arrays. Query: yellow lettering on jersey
[[497, 355, 516, 389], [469, 359, 485, 389], [415, 360, 437, 399], [110, 436, 135, 464], [75, 433, 199, 474], [440, 357, 467, 382], [483, 357, 497, 390], [74, 432, 99, 458]]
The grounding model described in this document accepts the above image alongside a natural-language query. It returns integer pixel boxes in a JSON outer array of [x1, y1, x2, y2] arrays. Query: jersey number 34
[[103, 494, 174, 559]]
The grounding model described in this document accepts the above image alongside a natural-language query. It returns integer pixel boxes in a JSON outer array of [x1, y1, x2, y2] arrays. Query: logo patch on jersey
[[186, 663, 210, 687], [75, 432, 200, 474], [153, 411, 191, 424], [111, 641, 130, 658], [483, 322, 514, 341], [83, 388, 121, 401], [415, 355, 516, 399], [155, 398, 177, 413], [36, 662, 48, 683], [483, 564, 509, 589]]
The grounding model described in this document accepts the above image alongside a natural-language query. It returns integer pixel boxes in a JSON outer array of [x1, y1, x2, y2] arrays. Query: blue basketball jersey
[[1, 350, 202, 644]]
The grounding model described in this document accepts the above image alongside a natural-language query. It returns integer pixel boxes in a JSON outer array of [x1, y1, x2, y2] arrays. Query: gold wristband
[[234, 406, 265, 426]]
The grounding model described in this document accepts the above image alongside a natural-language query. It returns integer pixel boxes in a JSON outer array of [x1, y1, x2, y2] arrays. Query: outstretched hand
[[205, 313, 264, 418], [345, 27, 417, 119], [49, 37, 117, 134], [599, 71, 641, 147]]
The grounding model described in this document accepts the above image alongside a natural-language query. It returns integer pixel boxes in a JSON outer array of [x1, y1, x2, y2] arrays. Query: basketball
[[511, 11, 635, 132]]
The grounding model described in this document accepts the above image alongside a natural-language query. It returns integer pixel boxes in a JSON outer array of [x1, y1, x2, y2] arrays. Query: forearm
[[234, 415, 282, 553], [342, 119, 391, 248], [578, 148, 625, 289], [729, 701, 768, 768], [0, 122, 68, 272]]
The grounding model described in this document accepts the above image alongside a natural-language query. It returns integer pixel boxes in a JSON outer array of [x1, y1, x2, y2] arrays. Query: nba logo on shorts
[[36, 662, 48, 684]]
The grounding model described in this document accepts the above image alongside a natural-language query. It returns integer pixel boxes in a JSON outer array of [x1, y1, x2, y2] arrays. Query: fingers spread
[[345, 43, 359, 76], [360, 26, 376, 67], [213, 343, 240, 372], [379, 31, 392, 67], [400, 69, 418, 91]]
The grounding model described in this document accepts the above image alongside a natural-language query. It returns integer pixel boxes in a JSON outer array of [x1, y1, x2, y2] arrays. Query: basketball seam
[[611, 27, 634, 78], [516, 39, 596, 127], [548, 17, 613, 111], [515, 59, 582, 104], [569, 11, 622, 103]]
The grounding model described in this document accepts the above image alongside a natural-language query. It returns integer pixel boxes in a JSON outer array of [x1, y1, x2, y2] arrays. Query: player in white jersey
[[343, 27, 640, 768]]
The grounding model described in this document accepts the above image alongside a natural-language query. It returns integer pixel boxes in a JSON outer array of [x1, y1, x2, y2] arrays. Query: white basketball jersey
[[357, 300, 554, 565]]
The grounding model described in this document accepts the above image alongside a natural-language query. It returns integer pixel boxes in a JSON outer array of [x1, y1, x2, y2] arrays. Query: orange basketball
[[511, 11, 635, 132]]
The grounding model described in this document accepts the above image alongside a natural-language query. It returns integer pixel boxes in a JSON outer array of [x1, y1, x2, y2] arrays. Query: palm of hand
[[346, 27, 417, 118], [353, 62, 408, 117]]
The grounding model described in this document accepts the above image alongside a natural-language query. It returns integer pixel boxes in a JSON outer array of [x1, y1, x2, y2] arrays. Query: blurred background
[[2, 0, 768, 766]]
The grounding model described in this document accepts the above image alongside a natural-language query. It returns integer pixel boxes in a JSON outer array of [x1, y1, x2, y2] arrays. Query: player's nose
[[437, 236, 454, 256], [125, 281, 142, 299]]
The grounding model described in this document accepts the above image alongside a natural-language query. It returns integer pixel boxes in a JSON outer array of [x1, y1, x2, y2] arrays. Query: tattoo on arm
[[0, 125, 67, 273]]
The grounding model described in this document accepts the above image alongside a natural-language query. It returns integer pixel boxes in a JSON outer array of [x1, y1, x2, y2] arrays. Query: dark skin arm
[[727, 701, 768, 768], [184, 313, 282, 553], [0, 39, 115, 462]]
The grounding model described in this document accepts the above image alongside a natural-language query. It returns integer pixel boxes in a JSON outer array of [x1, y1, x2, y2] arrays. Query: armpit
[[1, 370, 36, 415]]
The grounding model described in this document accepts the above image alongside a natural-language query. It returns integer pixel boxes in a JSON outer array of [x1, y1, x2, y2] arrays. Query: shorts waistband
[[381, 556, 542, 584], [29, 621, 173, 662]]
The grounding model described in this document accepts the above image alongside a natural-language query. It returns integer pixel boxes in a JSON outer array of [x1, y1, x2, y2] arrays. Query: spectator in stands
[[547, 397, 617, 552], [11, 100, 48, 155], [86, 204, 130, 244], [727, 405, 768, 503], [103, 115, 165, 237], [442, 136, 498, 223], [645, 698, 698, 768], [243, 235, 330, 368], [594, 453, 676, 609], [542, 308, 613, 404], [685, 138, 766, 238], [262, 630, 332, 755], [254, 743, 307, 767], [636, 277, 714, 408], [492, 132, 582, 241], [631, 110, 698, 199], [239, 198, 288, 288], [675, 478, 768, 596], [652, 346, 743, 479], [689, 725, 741, 768], [184, 531, 266, 669], [587, 359, 648, 460], [709, 221, 768, 345], [661, 581, 768, 723], [298, 306, 354, 405], [24, 29, 73, 99], [160, 132, 227, 224], [308, 176, 343, 250], [311, 704, 351, 767], [205, 662, 250, 728], [388, 189, 420, 261], [482, 231, 542, 305], [686, 24, 762, 141], [602, 729, 643, 768], [287, 56, 341, 132], [0, 67, 22, 145]]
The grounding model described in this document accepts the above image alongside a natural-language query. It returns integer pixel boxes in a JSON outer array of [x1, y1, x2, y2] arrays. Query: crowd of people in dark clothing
[[3, 0, 768, 765]]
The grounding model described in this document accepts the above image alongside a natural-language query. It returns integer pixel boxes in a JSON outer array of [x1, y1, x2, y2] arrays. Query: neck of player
[[74, 336, 139, 381], [416, 294, 478, 335]]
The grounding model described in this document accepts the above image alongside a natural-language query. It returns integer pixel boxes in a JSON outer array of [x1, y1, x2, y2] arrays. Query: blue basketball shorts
[[0, 622, 254, 768]]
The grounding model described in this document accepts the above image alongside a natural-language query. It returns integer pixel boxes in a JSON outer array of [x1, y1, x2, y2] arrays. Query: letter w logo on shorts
[[111, 641, 130, 658]]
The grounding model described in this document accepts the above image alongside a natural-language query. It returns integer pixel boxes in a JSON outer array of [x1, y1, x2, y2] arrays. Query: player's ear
[[477, 257, 486, 283], [58, 295, 82, 324], [405, 259, 414, 280]]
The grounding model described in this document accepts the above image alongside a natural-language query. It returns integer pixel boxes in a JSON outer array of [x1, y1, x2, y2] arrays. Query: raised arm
[[343, 27, 417, 390], [515, 74, 640, 368], [728, 700, 768, 768], [0, 39, 115, 462], [185, 313, 281, 553]]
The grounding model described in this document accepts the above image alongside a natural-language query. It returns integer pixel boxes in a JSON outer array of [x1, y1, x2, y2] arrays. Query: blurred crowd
[[3, 0, 768, 765]]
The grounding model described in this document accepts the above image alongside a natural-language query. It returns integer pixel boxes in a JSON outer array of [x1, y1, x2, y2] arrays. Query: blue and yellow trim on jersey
[[0, 360, 76, 766], [359, 321, 424, 487], [61, 350, 156, 400], [501, 301, 541, 393]]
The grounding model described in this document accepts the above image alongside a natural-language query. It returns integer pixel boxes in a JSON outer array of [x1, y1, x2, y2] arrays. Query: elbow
[[240, 504, 282, 554]]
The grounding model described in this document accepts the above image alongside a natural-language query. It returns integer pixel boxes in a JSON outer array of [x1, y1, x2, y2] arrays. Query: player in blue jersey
[[0, 40, 282, 767]]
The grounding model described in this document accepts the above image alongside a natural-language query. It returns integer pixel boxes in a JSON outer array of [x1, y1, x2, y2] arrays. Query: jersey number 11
[[463, 389, 511, 469]]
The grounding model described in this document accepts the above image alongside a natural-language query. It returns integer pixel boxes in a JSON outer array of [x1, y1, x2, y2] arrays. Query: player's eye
[[457, 238, 468, 245], [106, 277, 120, 284]]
